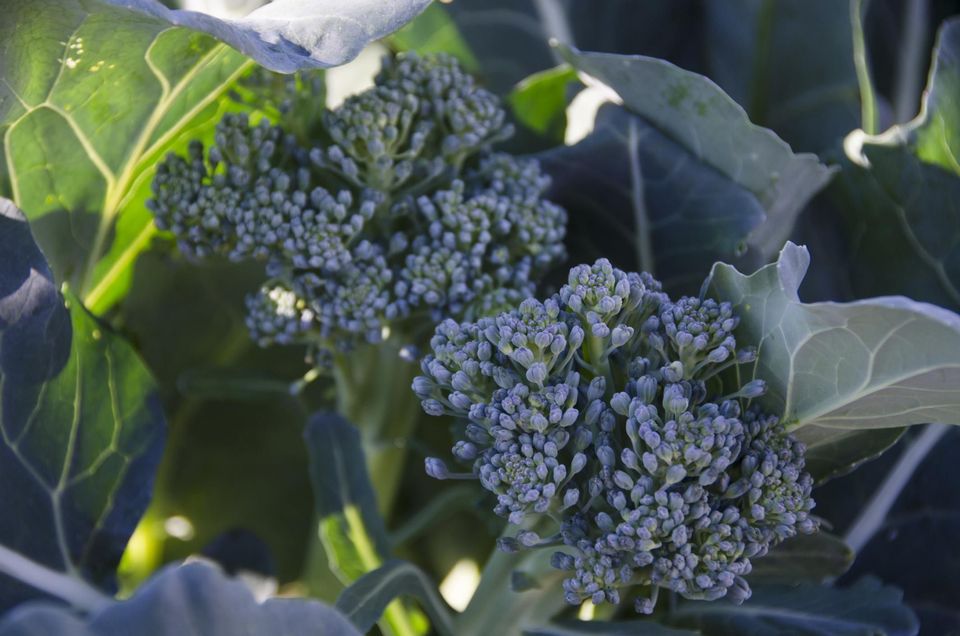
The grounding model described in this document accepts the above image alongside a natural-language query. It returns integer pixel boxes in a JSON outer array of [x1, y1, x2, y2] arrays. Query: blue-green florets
[[415, 259, 816, 614], [149, 53, 565, 355]]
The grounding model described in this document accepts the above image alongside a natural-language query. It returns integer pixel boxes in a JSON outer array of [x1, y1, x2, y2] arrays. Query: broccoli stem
[[455, 519, 568, 636], [586, 333, 614, 393], [329, 340, 422, 514]]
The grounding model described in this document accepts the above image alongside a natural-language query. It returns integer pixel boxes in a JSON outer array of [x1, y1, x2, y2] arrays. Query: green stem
[[851, 0, 879, 134], [625, 118, 655, 277], [586, 333, 613, 390], [331, 341, 423, 515], [456, 522, 568, 636]]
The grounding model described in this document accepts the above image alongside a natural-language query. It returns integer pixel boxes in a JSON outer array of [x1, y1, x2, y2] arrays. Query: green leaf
[[442, 1, 706, 99], [708, 242, 960, 481], [305, 413, 391, 582], [747, 532, 853, 583], [0, 561, 361, 636], [0, 199, 164, 610], [443, 1, 861, 153], [304, 414, 422, 636], [555, 43, 834, 259], [0, 1, 250, 311], [831, 17, 960, 311], [667, 578, 918, 636], [834, 428, 960, 632], [507, 65, 577, 142], [540, 106, 766, 294], [803, 425, 905, 484], [704, 0, 861, 153], [336, 559, 455, 636], [0, 0, 429, 314]]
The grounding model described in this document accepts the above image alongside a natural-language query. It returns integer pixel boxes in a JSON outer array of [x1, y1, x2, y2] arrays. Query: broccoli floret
[[414, 259, 817, 614], [148, 53, 565, 356]]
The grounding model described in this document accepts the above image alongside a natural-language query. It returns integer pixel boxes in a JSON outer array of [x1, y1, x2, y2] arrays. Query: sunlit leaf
[[0, 0, 429, 313], [0, 199, 164, 610]]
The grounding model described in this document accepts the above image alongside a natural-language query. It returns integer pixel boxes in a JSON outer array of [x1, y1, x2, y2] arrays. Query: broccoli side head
[[149, 54, 566, 356]]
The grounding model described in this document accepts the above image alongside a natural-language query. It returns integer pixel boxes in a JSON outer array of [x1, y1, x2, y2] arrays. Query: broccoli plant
[[4, 2, 960, 636]]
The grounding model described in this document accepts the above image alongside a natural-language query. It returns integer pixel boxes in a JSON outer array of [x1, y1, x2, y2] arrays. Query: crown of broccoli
[[415, 258, 816, 613]]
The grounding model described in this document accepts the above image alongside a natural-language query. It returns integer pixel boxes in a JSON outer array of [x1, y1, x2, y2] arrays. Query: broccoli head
[[414, 259, 817, 613], [148, 53, 566, 356]]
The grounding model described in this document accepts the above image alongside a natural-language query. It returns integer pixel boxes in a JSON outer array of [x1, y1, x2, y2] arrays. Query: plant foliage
[[1, 1, 960, 635]]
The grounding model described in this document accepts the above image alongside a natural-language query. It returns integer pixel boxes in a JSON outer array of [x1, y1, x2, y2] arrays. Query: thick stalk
[[332, 340, 423, 515], [456, 522, 568, 636]]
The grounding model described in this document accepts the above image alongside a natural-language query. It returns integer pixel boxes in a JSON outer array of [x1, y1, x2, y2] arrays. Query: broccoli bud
[[415, 259, 817, 614], [148, 53, 566, 355]]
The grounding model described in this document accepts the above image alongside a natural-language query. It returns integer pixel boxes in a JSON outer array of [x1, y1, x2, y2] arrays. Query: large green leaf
[[708, 242, 960, 480], [0, 0, 429, 314], [836, 427, 960, 632], [441, 1, 705, 98], [305, 413, 391, 583], [103, 0, 431, 73], [704, 0, 860, 153], [441, 1, 863, 153], [539, 106, 766, 294], [304, 413, 421, 635], [667, 578, 918, 636], [0, 199, 164, 610], [831, 17, 960, 311], [556, 44, 834, 260], [0, 561, 361, 636]]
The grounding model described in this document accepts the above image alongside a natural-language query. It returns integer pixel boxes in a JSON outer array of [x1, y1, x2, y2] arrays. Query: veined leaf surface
[[709, 242, 960, 480], [0, 0, 429, 313], [0, 199, 164, 610]]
